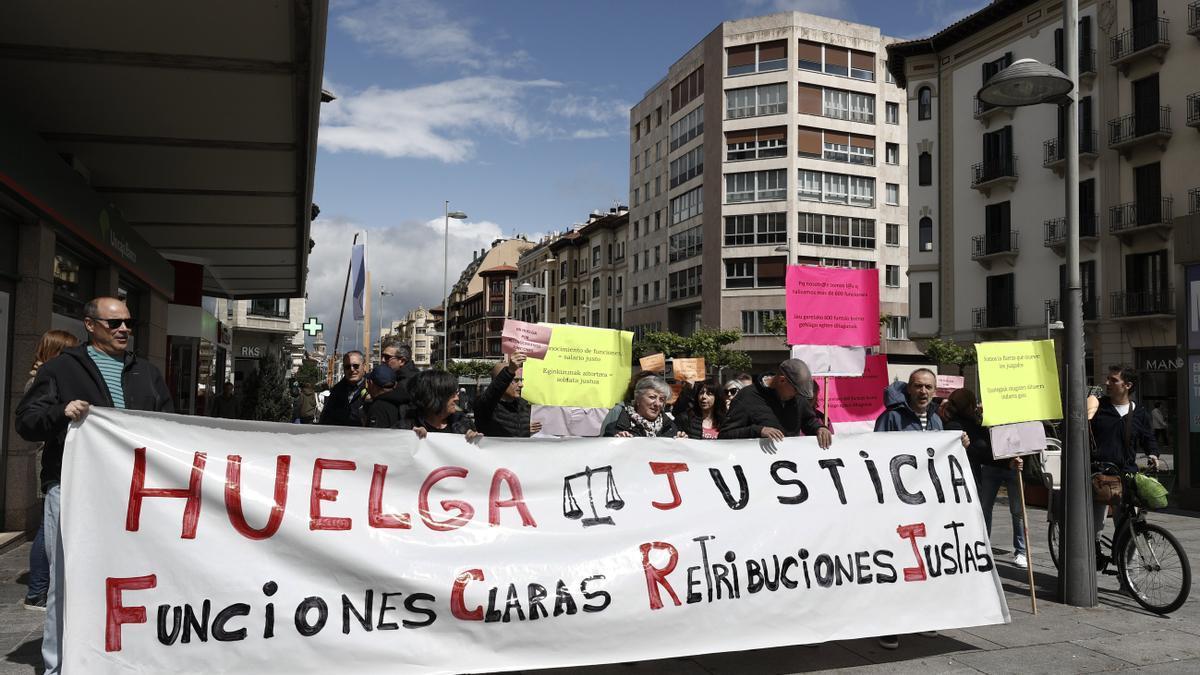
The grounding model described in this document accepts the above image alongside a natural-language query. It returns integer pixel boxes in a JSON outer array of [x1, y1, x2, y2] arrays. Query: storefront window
[[53, 244, 94, 317]]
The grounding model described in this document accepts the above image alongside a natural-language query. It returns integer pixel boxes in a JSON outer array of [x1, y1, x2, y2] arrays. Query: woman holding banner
[[674, 380, 727, 439], [603, 376, 687, 438], [398, 370, 482, 441]]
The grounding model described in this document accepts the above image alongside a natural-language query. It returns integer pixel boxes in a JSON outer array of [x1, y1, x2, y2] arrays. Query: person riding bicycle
[[1090, 365, 1159, 567]]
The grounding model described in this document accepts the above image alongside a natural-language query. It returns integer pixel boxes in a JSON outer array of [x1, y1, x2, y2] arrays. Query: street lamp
[[978, 0, 1092, 607], [442, 202, 468, 369], [513, 257, 556, 323], [378, 285, 393, 361]]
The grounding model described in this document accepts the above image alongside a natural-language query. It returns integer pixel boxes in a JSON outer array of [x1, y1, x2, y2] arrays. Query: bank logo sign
[[99, 207, 137, 264]]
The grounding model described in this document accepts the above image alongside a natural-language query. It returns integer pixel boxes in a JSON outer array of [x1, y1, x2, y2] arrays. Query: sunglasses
[[88, 317, 136, 330], [383, 353, 401, 361], [347, 363, 363, 370], [725, 389, 739, 395]]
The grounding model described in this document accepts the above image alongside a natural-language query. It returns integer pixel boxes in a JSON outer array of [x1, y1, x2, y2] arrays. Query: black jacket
[[396, 407, 476, 435], [472, 368, 531, 437], [363, 395, 404, 429], [16, 344, 172, 488], [1090, 397, 1158, 472], [671, 410, 719, 439], [943, 416, 1002, 470], [719, 379, 826, 439], [319, 377, 367, 426], [603, 405, 680, 437]]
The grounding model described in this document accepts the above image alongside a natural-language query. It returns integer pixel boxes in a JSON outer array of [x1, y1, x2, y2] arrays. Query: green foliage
[[240, 353, 295, 422], [447, 359, 496, 386], [762, 314, 789, 347], [633, 328, 753, 378], [293, 362, 321, 386], [924, 337, 977, 373]]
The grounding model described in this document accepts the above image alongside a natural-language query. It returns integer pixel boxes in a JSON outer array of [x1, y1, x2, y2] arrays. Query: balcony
[[973, 96, 1013, 128], [1046, 296, 1100, 322], [1053, 48, 1098, 85], [972, 306, 1019, 332], [971, 156, 1018, 196], [1188, 92, 1200, 129], [1107, 107, 1172, 155], [1043, 214, 1100, 254], [971, 231, 1019, 269], [1043, 130, 1099, 174], [1109, 197, 1173, 242], [1110, 289, 1174, 321], [1109, 18, 1170, 74], [1189, 2, 1200, 38], [1190, 187, 1200, 215]]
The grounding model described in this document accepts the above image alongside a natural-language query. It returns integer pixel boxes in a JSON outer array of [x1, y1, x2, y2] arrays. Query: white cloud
[[548, 94, 630, 124], [336, 0, 529, 71], [319, 77, 562, 162], [307, 216, 538, 350]]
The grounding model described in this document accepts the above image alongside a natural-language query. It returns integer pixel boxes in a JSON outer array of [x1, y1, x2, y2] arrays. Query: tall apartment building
[[385, 306, 436, 368], [887, 0, 1200, 500], [628, 12, 913, 366], [516, 209, 629, 328]]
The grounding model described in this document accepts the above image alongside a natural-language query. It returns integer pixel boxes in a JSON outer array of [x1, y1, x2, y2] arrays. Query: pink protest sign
[[785, 266, 880, 347], [936, 375, 965, 398], [825, 354, 889, 424], [501, 319, 552, 360]]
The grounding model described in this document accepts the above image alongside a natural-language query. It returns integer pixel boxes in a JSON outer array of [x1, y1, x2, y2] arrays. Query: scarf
[[627, 404, 664, 436]]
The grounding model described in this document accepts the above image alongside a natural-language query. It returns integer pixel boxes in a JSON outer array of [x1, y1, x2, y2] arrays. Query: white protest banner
[[63, 409, 1009, 674]]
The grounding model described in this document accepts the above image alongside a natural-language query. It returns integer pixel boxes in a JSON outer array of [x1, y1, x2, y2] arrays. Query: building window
[[724, 213, 787, 246], [797, 213, 875, 249], [797, 169, 874, 207], [669, 225, 704, 262], [817, 87, 876, 123], [741, 309, 786, 335], [632, 187, 639, 206], [592, 278, 600, 299], [886, 142, 899, 165], [885, 316, 908, 340], [886, 223, 900, 246], [726, 126, 788, 161], [885, 183, 900, 205], [885, 265, 900, 287], [884, 61, 896, 84], [886, 102, 899, 124], [917, 87, 932, 120], [668, 265, 703, 300], [670, 65, 704, 114], [918, 282, 933, 318], [918, 152, 932, 185], [670, 186, 703, 225], [669, 105, 704, 150], [726, 83, 787, 119], [919, 217, 933, 252], [725, 169, 786, 203], [669, 145, 704, 188], [725, 256, 787, 289], [796, 127, 875, 165], [248, 298, 290, 319], [727, 40, 787, 76], [52, 244, 95, 318]]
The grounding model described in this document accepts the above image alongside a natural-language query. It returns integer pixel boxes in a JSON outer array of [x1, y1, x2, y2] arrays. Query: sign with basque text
[[62, 409, 1010, 674]]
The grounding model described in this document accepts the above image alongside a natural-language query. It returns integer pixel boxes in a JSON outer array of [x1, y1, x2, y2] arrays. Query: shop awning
[[0, 0, 328, 298]]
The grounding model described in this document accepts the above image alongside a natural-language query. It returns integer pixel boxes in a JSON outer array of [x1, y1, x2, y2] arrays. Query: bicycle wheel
[[1117, 522, 1192, 614], [1048, 520, 1062, 570]]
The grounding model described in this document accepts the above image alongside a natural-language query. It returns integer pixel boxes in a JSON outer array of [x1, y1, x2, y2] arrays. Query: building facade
[[438, 237, 533, 362], [888, 0, 1200, 503], [628, 12, 914, 366], [387, 306, 436, 368]]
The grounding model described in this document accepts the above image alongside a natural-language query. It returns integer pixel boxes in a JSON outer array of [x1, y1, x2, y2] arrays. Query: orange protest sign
[[639, 353, 666, 373], [672, 357, 706, 383]]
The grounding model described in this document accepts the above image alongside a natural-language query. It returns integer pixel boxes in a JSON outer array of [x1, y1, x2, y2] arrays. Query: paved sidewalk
[[4, 501, 1200, 674]]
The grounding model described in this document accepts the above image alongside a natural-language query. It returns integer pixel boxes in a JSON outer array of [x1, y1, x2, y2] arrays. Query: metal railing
[[973, 95, 1003, 119], [1189, 187, 1200, 215], [1108, 107, 1172, 146], [973, 306, 1018, 330], [1043, 130, 1098, 165], [1109, 197, 1174, 232], [1109, 18, 1170, 62], [971, 155, 1018, 186], [1053, 49, 1097, 75], [1045, 299, 1060, 323], [1110, 289, 1174, 317], [971, 231, 1020, 259], [1188, 92, 1200, 125], [1189, 2, 1200, 34], [1044, 213, 1099, 245]]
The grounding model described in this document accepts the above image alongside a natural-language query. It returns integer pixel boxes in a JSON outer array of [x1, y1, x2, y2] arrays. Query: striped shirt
[[87, 346, 126, 409]]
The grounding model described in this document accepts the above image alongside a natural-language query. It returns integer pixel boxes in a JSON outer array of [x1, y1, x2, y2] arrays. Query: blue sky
[[308, 0, 986, 351]]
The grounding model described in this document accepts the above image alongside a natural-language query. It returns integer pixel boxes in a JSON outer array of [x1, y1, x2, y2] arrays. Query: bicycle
[[1046, 461, 1191, 614]]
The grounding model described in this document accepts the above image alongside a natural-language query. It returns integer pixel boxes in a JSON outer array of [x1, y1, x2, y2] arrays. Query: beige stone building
[[887, 0, 1200, 501], [437, 237, 533, 362], [386, 306, 436, 368], [628, 11, 914, 367]]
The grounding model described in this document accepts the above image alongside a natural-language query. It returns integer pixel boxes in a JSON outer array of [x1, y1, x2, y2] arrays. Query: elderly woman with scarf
[[603, 376, 688, 438]]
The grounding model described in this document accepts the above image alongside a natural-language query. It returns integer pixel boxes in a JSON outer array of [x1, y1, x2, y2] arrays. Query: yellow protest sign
[[523, 324, 633, 408], [976, 340, 1063, 426]]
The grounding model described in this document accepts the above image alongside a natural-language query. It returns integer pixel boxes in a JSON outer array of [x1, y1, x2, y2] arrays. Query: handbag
[[1091, 472, 1123, 505]]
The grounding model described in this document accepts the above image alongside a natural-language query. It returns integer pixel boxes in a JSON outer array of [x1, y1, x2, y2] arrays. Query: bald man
[[16, 296, 172, 673]]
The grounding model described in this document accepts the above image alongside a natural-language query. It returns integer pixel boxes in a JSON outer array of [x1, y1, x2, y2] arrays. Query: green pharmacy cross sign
[[303, 317, 323, 336]]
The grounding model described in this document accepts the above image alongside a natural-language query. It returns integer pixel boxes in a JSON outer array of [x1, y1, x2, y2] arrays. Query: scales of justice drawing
[[562, 465, 624, 527]]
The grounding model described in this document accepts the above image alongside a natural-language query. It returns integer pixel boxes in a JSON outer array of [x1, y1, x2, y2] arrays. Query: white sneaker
[[1012, 552, 1028, 569]]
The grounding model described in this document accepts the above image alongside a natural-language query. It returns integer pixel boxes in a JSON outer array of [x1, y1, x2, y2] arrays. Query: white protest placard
[[790, 345, 867, 377], [990, 421, 1048, 460], [62, 409, 1009, 674]]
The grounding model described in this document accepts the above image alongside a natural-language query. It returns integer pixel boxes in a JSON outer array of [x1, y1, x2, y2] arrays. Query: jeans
[[977, 464, 1025, 555], [42, 483, 63, 674], [26, 523, 49, 598]]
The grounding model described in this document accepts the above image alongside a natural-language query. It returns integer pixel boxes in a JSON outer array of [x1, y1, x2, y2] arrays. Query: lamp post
[[378, 285, 393, 362], [977, 0, 1093, 607], [442, 202, 468, 369], [514, 257, 556, 324]]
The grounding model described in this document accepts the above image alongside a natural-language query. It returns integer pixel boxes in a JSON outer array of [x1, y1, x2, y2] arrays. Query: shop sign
[[239, 345, 263, 358]]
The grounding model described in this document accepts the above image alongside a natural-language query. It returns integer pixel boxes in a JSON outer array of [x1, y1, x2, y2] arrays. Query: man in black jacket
[[16, 296, 172, 674], [473, 353, 539, 437], [719, 358, 832, 448], [377, 341, 418, 409], [319, 350, 367, 426], [363, 364, 403, 428]]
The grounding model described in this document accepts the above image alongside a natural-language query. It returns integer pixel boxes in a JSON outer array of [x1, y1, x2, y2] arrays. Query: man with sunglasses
[[377, 341, 418, 408], [16, 296, 172, 674], [319, 350, 368, 426]]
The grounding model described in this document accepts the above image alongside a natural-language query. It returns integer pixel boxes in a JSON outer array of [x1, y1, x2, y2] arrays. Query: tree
[[763, 314, 788, 347], [633, 328, 753, 379], [294, 362, 321, 386], [447, 359, 495, 390], [924, 337, 977, 375], [240, 352, 295, 422]]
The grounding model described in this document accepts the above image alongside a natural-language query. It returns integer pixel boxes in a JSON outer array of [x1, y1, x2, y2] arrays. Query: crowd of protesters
[[10, 294, 1166, 670]]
